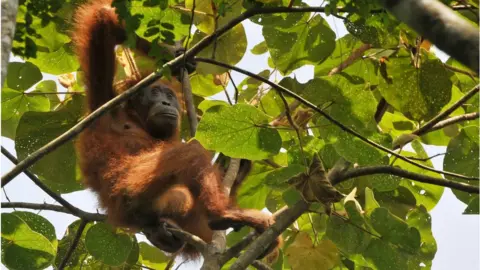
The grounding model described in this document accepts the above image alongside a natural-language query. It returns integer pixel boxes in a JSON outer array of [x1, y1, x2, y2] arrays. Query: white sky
[[1, 6, 479, 270]]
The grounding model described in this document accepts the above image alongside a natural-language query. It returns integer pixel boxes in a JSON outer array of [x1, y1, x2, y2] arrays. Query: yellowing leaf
[[285, 232, 339, 270]]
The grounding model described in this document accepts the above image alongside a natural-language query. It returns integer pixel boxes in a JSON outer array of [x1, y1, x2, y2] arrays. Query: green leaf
[[11, 212, 57, 246], [375, 186, 417, 219], [139, 242, 169, 269], [15, 95, 85, 194], [326, 215, 370, 254], [393, 151, 444, 211], [369, 208, 421, 253], [406, 206, 437, 265], [133, 3, 189, 41], [196, 104, 282, 160], [378, 51, 453, 121], [308, 76, 390, 165], [29, 43, 79, 75], [364, 239, 408, 270], [251, 41, 268, 55], [190, 73, 224, 97], [364, 187, 381, 215], [282, 188, 303, 207], [446, 57, 479, 92], [193, 24, 247, 74], [198, 100, 229, 113], [1, 213, 55, 270], [1, 86, 50, 139], [6, 62, 42, 90], [464, 196, 480, 214], [85, 223, 133, 266], [33, 80, 61, 110], [263, 15, 336, 75], [444, 127, 479, 204]]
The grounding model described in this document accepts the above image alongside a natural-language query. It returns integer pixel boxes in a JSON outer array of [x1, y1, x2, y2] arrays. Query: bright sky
[[1, 6, 478, 270]]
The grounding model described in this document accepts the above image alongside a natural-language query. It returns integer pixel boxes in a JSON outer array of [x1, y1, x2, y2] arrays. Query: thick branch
[[1, 0, 19, 87], [58, 219, 89, 270], [1, 202, 105, 221], [1, 147, 104, 219], [331, 166, 479, 194], [230, 201, 309, 270], [384, 0, 479, 73], [195, 57, 479, 181]]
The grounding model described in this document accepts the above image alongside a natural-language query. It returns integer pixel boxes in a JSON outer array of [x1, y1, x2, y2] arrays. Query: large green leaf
[[1, 86, 50, 139], [196, 104, 282, 160], [192, 24, 247, 74], [11, 212, 57, 248], [392, 151, 444, 211], [406, 206, 437, 267], [29, 44, 79, 75], [263, 15, 336, 75], [326, 215, 370, 254], [1, 213, 55, 270], [6, 62, 42, 90], [378, 50, 453, 121], [15, 95, 85, 194], [190, 73, 224, 97], [85, 223, 133, 266], [444, 127, 479, 204], [369, 208, 421, 253], [308, 76, 390, 165]]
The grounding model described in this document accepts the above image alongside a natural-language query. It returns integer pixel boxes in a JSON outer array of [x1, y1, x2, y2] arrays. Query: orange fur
[[73, 0, 281, 259]]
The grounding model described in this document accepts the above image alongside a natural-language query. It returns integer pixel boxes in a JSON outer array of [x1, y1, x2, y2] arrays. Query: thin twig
[[1, 202, 106, 221], [405, 152, 445, 161], [443, 63, 477, 80], [429, 112, 479, 132], [221, 83, 233, 105], [195, 57, 479, 181], [58, 219, 89, 270], [227, 71, 239, 104], [330, 165, 479, 194], [270, 100, 301, 125]]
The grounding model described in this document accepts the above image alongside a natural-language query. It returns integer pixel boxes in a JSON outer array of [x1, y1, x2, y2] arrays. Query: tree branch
[[331, 165, 479, 194], [328, 43, 372, 76], [58, 219, 89, 270], [1, 147, 105, 219], [413, 85, 479, 137], [1, 0, 19, 87], [230, 201, 310, 270], [429, 112, 479, 132], [384, 0, 479, 73], [1, 202, 105, 221], [195, 57, 479, 181]]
